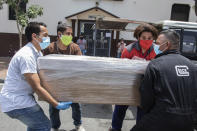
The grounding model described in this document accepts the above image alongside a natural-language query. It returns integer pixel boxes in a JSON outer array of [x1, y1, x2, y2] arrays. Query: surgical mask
[[60, 35, 72, 46], [36, 36, 50, 50], [153, 42, 167, 55], [153, 44, 163, 55], [139, 40, 153, 50]]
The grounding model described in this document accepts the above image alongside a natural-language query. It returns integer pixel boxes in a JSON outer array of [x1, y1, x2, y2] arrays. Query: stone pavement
[[0, 98, 136, 131]]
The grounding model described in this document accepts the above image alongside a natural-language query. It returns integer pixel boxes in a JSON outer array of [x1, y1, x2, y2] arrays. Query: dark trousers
[[193, 113, 197, 130], [112, 105, 144, 130], [131, 111, 194, 131], [49, 103, 82, 129]]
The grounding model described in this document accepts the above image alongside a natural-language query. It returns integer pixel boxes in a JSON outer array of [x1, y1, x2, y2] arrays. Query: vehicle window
[[182, 31, 197, 53]]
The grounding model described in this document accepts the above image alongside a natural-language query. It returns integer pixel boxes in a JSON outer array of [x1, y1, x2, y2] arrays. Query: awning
[[96, 17, 146, 31]]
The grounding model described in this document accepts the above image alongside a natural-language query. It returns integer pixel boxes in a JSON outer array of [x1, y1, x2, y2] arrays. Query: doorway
[[79, 21, 111, 57]]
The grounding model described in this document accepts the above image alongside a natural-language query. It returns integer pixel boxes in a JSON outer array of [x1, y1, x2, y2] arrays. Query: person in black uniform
[[131, 29, 197, 131]]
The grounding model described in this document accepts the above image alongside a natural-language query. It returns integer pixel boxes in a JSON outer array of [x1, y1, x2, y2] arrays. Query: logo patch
[[175, 65, 189, 76]]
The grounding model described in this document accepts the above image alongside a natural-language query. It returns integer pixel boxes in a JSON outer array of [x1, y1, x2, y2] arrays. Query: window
[[9, 1, 26, 20], [182, 35, 196, 53], [182, 30, 197, 53], [171, 4, 190, 22]]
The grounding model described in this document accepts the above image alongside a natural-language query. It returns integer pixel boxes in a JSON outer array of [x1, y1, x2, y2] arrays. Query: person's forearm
[[35, 86, 58, 107], [24, 73, 59, 108]]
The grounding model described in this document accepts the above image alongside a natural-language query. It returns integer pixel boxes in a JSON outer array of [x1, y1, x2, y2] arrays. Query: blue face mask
[[153, 44, 163, 55], [39, 37, 50, 50]]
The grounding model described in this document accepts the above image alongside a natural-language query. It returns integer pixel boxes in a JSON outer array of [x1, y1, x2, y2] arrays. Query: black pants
[[131, 111, 194, 131], [192, 113, 197, 130], [49, 103, 82, 129], [112, 105, 144, 130]]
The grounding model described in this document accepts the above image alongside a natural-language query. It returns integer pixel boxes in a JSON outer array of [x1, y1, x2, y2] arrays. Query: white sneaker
[[75, 125, 86, 131]]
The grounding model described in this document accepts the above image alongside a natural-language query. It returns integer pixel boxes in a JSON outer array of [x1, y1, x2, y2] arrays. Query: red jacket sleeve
[[121, 48, 131, 59]]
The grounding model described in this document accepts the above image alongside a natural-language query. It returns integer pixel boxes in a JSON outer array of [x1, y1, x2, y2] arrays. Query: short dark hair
[[134, 23, 158, 40], [160, 29, 180, 48], [57, 21, 72, 35], [25, 22, 47, 42]]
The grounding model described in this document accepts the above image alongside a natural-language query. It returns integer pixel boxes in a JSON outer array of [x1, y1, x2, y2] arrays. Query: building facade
[[0, 0, 196, 57]]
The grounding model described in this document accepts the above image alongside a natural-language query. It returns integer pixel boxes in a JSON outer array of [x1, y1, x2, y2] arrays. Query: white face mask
[[153, 44, 163, 55], [35, 36, 51, 50], [153, 42, 167, 55], [40, 37, 50, 50]]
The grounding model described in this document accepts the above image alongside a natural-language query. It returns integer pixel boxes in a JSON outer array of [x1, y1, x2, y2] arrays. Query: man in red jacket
[[110, 23, 158, 131]]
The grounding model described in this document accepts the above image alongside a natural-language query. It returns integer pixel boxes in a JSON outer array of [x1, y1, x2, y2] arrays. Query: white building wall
[[0, 0, 196, 39]]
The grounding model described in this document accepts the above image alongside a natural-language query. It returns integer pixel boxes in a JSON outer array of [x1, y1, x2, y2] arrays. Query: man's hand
[[132, 56, 146, 61], [56, 102, 72, 110]]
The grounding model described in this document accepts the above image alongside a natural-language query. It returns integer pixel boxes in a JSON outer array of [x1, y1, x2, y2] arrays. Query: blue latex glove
[[56, 101, 72, 110]]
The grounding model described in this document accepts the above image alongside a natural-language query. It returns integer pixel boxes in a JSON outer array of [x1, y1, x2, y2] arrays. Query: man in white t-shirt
[[0, 22, 72, 131]]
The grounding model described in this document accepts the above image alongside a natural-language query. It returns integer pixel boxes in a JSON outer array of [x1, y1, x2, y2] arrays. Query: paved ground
[[0, 58, 137, 131]]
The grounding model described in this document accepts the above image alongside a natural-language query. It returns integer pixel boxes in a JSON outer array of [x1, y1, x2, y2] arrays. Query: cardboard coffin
[[38, 54, 149, 106]]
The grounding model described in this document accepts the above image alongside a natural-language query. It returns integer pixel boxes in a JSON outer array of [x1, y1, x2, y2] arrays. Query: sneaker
[[108, 127, 121, 131], [75, 125, 86, 131]]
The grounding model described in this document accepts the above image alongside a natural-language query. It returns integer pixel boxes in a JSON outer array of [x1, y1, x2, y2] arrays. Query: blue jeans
[[112, 105, 144, 130], [49, 103, 82, 129], [81, 49, 86, 55], [5, 104, 51, 131]]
